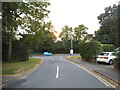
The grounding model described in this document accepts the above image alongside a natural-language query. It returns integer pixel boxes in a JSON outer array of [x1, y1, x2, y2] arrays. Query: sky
[[47, 0, 119, 35]]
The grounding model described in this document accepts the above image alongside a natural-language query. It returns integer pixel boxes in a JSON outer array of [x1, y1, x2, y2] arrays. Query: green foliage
[[118, 5, 120, 47], [56, 24, 88, 54], [11, 40, 30, 62], [84, 34, 93, 41], [93, 4, 120, 69], [60, 24, 88, 44], [31, 30, 55, 54], [3, 40, 30, 62], [114, 53, 120, 69], [2, 58, 41, 75], [2, 2, 50, 62], [60, 25, 73, 41], [102, 44, 116, 52], [74, 24, 88, 41], [73, 41, 81, 53], [53, 41, 70, 53], [94, 4, 118, 45], [79, 41, 102, 62], [2, 40, 8, 61]]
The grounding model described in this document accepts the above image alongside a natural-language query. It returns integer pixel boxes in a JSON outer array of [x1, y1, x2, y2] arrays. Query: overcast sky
[[48, 0, 119, 34]]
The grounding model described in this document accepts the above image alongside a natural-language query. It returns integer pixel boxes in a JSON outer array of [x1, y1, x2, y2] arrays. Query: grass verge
[[66, 55, 81, 60], [2, 58, 41, 75]]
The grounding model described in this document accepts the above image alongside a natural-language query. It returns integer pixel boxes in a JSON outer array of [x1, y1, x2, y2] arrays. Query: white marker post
[[70, 49, 73, 55]]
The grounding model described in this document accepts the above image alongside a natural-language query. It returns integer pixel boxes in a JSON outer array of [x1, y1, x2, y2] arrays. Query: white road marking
[[56, 66, 59, 78]]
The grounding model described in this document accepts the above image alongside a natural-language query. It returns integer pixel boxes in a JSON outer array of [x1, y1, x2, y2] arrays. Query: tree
[[2, 2, 19, 61], [60, 25, 73, 41], [58, 25, 73, 52], [84, 34, 93, 41], [2, 2, 50, 61], [74, 24, 88, 41], [58, 24, 88, 53], [93, 4, 118, 45], [32, 30, 56, 53]]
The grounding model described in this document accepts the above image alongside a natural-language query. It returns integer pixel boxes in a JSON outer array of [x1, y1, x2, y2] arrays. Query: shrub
[[11, 40, 30, 62], [73, 41, 80, 53], [102, 44, 116, 52], [79, 41, 102, 62], [2, 41, 9, 62], [114, 48, 120, 69], [2, 39, 30, 62]]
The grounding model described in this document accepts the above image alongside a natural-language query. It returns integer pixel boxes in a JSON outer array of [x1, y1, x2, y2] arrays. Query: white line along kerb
[[56, 66, 59, 78]]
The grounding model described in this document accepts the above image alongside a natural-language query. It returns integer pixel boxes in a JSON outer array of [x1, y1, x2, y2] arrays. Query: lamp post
[[70, 31, 73, 55]]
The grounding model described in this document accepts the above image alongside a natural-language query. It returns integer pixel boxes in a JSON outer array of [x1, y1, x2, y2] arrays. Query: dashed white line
[[56, 66, 59, 78]]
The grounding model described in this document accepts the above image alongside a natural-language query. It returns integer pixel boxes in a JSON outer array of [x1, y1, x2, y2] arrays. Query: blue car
[[43, 52, 53, 56]]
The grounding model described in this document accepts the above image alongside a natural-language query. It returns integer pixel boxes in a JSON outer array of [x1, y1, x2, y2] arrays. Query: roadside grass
[[66, 55, 81, 60], [2, 58, 41, 75]]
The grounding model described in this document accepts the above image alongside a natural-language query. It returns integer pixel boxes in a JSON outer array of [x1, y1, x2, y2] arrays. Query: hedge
[[2, 40, 30, 62], [79, 41, 102, 62], [114, 48, 120, 69], [102, 44, 116, 52], [11, 40, 30, 62]]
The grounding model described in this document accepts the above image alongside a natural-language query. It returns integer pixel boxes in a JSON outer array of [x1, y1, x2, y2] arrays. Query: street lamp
[[70, 31, 74, 55]]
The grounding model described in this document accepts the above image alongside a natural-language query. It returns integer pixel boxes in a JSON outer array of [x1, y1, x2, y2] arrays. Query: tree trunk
[[8, 38, 12, 61]]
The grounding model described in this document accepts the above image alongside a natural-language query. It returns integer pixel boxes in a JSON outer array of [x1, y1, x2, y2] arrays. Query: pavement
[[63, 55, 120, 84]]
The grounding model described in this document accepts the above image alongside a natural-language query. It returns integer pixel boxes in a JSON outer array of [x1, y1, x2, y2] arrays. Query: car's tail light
[[104, 57, 108, 59]]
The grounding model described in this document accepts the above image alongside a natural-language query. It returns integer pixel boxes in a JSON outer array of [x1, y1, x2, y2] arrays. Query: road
[[3, 54, 114, 88]]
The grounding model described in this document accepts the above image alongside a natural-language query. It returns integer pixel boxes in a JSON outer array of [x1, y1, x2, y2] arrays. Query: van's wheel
[[109, 60, 113, 65]]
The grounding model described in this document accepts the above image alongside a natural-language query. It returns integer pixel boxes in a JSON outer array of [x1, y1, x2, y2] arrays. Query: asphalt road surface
[[3, 54, 113, 88]]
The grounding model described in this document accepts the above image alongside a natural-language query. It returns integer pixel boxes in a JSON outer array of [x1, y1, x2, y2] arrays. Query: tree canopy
[[93, 4, 118, 45], [2, 2, 51, 61]]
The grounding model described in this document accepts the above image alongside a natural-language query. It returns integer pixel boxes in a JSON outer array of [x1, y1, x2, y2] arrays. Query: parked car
[[43, 52, 53, 56], [96, 52, 116, 65]]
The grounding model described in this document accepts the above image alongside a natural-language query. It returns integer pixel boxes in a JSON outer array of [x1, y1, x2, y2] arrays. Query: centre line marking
[[56, 66, 59, 78]]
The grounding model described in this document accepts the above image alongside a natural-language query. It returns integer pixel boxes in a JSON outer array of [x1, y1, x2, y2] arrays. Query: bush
[[102, 44, 116, 52], [73, 41, 81, 53], [11, 40, 30, 62], [2, 40, 30, 62], [114, 48, 120, 69], [79, 41, 102, 62], [2, 41, 9, 62]]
